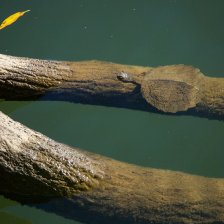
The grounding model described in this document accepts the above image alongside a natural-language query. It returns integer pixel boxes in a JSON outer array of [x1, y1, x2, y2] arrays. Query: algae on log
[[0, 111, 224, 224], [0, 54, 224, 119]]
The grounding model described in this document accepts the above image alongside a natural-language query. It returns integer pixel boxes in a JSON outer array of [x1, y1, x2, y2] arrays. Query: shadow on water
[[2, 88, 223, 122], [41, 91, 223, 121], [1, 193, 147, 224]]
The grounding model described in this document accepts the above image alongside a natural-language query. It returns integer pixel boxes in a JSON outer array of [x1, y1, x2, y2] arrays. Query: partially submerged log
[[0, 111, 224, 224], [0, 54, 224, 118]]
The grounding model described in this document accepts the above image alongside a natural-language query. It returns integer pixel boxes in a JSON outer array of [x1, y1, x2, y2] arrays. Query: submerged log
[[0, 54, 224, 118], [0, 111, 224, 224]]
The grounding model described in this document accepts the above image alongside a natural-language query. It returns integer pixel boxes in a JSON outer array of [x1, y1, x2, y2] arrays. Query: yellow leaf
[[0, 10, 30, 30]]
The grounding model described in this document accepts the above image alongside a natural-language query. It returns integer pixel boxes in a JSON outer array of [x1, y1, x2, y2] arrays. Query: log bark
[[0, 54, 224, 119], [0, 111, 224, 224]]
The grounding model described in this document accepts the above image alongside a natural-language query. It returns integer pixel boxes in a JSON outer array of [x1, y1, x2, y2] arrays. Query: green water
[[0, 0, 224, 223]]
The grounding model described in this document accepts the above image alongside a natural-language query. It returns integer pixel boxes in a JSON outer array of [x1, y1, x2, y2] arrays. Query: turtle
[[117, 65, 202, 113]]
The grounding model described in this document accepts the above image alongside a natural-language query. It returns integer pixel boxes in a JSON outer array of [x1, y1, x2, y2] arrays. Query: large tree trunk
[[0, 111, 224, 224], [0, 54, 224, 119]]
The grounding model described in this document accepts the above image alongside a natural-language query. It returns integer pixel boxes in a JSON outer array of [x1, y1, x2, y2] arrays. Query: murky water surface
[[0, 1, 224, 223]]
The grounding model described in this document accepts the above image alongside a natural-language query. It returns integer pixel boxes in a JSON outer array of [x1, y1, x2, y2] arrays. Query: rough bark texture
[[0, 111, 224, 224], [0, 54, 224, 119]]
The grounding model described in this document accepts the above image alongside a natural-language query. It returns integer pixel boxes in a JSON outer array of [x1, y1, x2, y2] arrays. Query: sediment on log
[[0, 111, 224, 224], [0, 54, 224, 119]]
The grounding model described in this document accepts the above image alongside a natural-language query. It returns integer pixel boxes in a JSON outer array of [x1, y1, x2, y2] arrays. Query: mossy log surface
[[0, 111, 224, 224], [0, 54, 224, 119]]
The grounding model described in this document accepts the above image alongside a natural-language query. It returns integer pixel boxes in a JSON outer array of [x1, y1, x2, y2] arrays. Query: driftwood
[[0, 54, 224, 119], [0, 111, 224, 224]]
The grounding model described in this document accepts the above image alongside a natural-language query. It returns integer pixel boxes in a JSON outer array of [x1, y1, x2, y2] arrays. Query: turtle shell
[[141, 65, 202, 113]]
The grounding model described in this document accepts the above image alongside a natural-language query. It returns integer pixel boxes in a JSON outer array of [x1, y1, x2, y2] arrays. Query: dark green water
[[0, 1, 224, 223]]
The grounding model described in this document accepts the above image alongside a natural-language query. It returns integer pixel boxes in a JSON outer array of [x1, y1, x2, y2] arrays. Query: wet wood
[[0, 54, 223, 119], [0, 111, 224, 224]]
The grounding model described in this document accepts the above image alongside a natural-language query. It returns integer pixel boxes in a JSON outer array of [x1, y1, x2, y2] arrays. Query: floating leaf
[[0, 10, 30, 30]]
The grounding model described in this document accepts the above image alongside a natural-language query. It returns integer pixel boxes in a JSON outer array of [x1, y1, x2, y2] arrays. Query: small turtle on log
[[117, 65, 203, 113]]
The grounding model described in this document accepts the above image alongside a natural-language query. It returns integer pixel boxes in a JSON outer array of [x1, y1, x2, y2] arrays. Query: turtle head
[[117, 72, 134, 83]]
